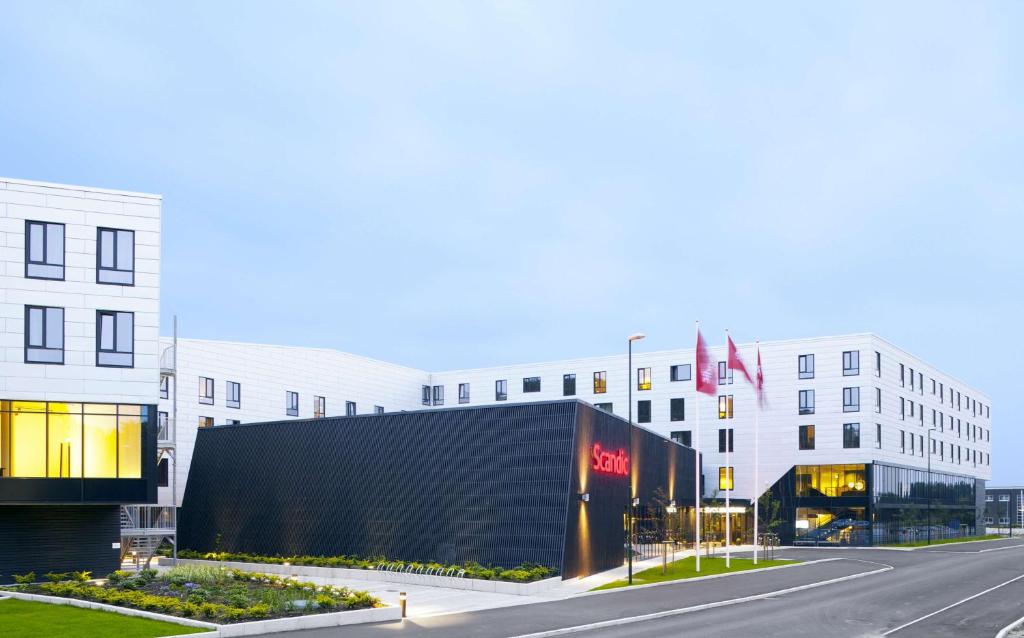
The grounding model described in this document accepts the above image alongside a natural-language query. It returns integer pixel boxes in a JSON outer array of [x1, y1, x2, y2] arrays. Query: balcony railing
[[159, 345, 175, 373], [121, 505, 175, 534]]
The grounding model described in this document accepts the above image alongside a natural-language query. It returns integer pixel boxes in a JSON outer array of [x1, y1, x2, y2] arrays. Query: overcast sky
[[1, 2, 1021, 482]]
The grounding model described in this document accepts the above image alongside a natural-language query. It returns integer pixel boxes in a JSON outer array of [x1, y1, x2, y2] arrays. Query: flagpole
[[753, 341, 760, 565], [694, 321, 701, 574], [724, 329, 731, 569]]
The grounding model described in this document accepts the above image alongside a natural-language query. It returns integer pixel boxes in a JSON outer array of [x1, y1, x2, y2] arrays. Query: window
[[842, 351, 859, 376], [593, 371, 607, 394], [939, 411, 944, 432], [459, 383, 470, 404], [918, 434, 924, 457], [157, 458, 169, 487], [96, 228, 135, 285], [909, 401, 915, 419], [523, 377, 541, 393], [931, 379, 936, 395], [718, 361, 734, 385], [495, 379, 508, 401], [199, 416, 214, 429], [875, 388, 881, 414], [940, 382, 944, 404], [670, 364, 691, 382], [957, 391, 962, 410], [900, 397, 905, 420], [286, 391, 298, 416], [718, 395, 734, 419], [985, 517, 994, 525], [225, 419, 240, 425], [671, 430, 691, 446], [940, 441, 944, 461], [226, 381, 240, 409], [799, 390, 815, 415], [843, 423, 860, 449], [637, 400, 651, 423], [875, 423, 882, 449], [421, 385, 430, 406], [799, 425, 815, 450], [25, 220, 65, 280], [314, 395, 326, 418], [374, 405, 384, 415], [432, 385, 444, 405], [719, 467, 734, 491], [158, 411, 169, 440], [909, 368, 915, 391], [798, 354, 815, 379], [637, 367, 652, 391], [24, 305, 64, 364], [900, 364, 905, 387], [160, 376, 169, 399], [918, 372, 923, 395], [843, 387, 860, 413], [875, 351, 881, 377], [909, 433, 915, 455], [900, 430, 906, 453], [96, 310, 134, 367], [1000, 494, 1011, 502], [199, 377, 214, 405], [346, 401, 357, 416], [595, 402, 613, 413], [718, 428, 734, 453], [563, 374, 576, 396], [670, 398, 686, 422]]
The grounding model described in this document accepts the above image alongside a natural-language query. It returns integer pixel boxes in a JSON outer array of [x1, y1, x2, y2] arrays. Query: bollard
[[399, 592, 407, 618], [662, 542, 668, 575]]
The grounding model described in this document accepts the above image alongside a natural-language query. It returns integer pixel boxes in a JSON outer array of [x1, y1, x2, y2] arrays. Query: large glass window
[[25, 220, 65, 280], [96, 310, 134, 367], [670, 398, 685, 422], [226, 381, 241, 409], [718, 395, 733, 419], [843, 387, 860, 412], [96, 227, 135, 285], [495, 379, 507, 401], [25, 305, 64, 364], [637, 367, 652, 391], [796, 464, 866, 497], [670, 364, 691, 382], [718, 361, 734, 385], [0, 403, 147, 480], [843, 423, 860, 449], [798, 354, 814, 379], [799, 389, 815, 415], [563, 374, 576, 396], [718, 428, 734, 453], [843, 350, 860, 376], [199, 377, 214, 405], [523, 377, 540, 393], [346, 401, 357, 416], [671, 430, 691, 446], [719, 467, 734, 491]]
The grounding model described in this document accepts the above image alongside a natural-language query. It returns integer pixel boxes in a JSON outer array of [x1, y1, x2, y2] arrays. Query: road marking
[[922, 544, 1024, 555], [508, 560, 893, 638], [881, 573, 1024, 636]]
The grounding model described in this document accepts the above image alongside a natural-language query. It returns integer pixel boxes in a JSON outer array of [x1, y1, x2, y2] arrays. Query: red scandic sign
[[592, 443, 629, 476]]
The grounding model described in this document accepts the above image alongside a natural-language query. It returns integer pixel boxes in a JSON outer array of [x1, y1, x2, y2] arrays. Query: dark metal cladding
[[178, 399, 697, 579], [0, 505, 120, 583]]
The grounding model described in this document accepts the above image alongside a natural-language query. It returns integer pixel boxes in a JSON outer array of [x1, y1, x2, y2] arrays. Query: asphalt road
[[277, 538, 1024, 638]]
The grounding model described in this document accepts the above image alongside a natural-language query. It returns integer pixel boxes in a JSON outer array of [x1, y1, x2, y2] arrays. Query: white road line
[[881, 573, 1024, 636], [922, 544, 1024, 555], [508, 561, 893, 638]]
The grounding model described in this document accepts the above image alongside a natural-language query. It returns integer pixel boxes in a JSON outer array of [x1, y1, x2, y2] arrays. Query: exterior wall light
[[666, 500, 677, 514], [632, 497, 640, 507], [580, 493, 590, 502]]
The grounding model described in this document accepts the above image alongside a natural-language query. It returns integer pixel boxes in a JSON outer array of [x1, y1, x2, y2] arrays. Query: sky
[[1, 2, 1021, 482]]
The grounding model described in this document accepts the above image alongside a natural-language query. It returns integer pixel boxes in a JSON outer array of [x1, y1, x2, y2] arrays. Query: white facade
[[0, 177, 161, 405], [159, 332, 992, 508]]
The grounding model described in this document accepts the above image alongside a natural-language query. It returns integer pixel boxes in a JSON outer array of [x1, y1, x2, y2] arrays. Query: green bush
[[314, 594, 337, 609], [70, 570, 92, 582], [343, 591, 378, 610], [44, 571, 70, 583], [105, 570, 133, 585], [13, 572, 36, 584]]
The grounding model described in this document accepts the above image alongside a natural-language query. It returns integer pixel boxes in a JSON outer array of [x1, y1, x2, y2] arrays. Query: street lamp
[[627, 332, 645, 585], [927, 426, 936, 545]]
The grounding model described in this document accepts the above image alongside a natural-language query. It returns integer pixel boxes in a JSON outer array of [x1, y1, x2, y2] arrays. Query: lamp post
[[627, 332, 645, 585], [927, 426, 936, 545]]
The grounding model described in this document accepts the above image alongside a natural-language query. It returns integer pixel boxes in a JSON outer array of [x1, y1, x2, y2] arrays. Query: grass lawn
[[590, 556, 797, 591], [880, 534, 1004, 548], [0, 598, 210, 638]]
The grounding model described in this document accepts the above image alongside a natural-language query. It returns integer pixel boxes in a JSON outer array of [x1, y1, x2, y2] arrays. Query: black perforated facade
[[178, 400, 697, 578]]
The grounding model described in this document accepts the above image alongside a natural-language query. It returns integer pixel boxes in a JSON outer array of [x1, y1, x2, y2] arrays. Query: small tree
[[758, 491, 783, 536]]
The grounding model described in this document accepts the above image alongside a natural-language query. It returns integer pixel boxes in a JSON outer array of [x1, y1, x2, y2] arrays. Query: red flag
[[727, 336, 753, 385], [695, 328, 717, 396], [755, 345, 767, 409]]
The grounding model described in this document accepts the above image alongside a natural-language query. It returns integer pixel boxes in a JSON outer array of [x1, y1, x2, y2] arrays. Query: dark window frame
[[24, 304, 65, 364], [199, 376, 214, 405], [432, 385, 444, 405], [563, 374, 576, 396], [459, 382, 470, 404], [718, 427, 734, 453], [226, 381, 241, 409], [314, 395, 326, 418], [637, 367, 652, 391], [25, 220, 65, 280], [671, 430, 692, 446], [637, 399, 651, 423], [346, 401, 357, 416], [799, 389, 815, 415], [798, 354, 815, 379], [670, 397, 686, 422], [843, 387, 860, 413], [522, 377, 541, 393], [286, 391, 299, 416], [593, 371, 607, 394], [95, 310, 134, 368], [160, 375, 169, 399], [843, 422, 860, 449], [96, 227, 136, 286], [421, 385, 431, 406], [843, 350, 860, 376], [799, 424, 815, 450], [670, 364, 691, 382], [495, 379, 508, 401]]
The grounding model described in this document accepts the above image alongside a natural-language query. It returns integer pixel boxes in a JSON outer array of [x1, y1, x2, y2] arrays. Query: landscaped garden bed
[[591, 556, 799, 590], [176, 549, 558, 583], [1, 565, 380, 623]]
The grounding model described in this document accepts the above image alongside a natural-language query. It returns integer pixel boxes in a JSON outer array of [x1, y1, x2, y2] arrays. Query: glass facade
[[0, 401, 146, 479], [796, 464, 867, 498]]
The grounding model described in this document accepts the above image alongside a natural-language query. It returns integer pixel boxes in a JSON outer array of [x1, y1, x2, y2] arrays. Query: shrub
[[200, 602, 220, 619], [70, 570, 92, 582], [44, 571, 70, 583], [106, 570, 133, 585], [222, 607, 249, 622], [315, 594, 337, 609], [245, 603, 271, 618], [497, 569, 531, 583], [342, 591, 377, 610], [13, 572, 36, 584]]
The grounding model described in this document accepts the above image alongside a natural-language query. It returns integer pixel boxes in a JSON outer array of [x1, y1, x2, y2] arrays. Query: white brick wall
[[0, 177, 161, 405]]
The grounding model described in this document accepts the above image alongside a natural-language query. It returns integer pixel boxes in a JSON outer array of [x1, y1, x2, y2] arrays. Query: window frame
[[799, 424, 815, 450], [459, 382, 470, 404], [637, 367, 652, 391], [718, 466, 734, 491], [95, 310, 134, 368], [593, 371, 607, 394], [199, 376, 215, 405], [798, 354, 815, 379], [495, 379, 508, 401], [718, 394, 734, 419], [637, 399, 651, 424], [226, 381, 241, 409], [670, 364, 691, 382], [24, 305, 65, 365], [671, 430, 692, 447], [96, 227, 136, 286], [522, 377, 541, 393], [798, 389, 815, 415], [842, 350, 860, 376], [563, 374, 576, 396], [843, 387, 860, 413], [670, 398, 686, 422], [160, 375, 169, 399], [432, 385, 444, 405], [286, 391, 299, 417], [718, 427, 734, 453], [843, 422, 860, 449], [346, 401, 357, 416], [24, 220, 65, 281], [314, 395, 326, 418]]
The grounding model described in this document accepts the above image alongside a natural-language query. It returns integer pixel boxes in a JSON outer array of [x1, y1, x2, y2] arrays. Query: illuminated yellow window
[[637, 368, 652, 391], [718, 395, 734, 419], [84, 414, 118, 478], [593, 371, 607, 394], [117, 415, 142, 479], [48, 412, 82, 477], [719, 466, 734, 491], [10, 412, 46, 477]]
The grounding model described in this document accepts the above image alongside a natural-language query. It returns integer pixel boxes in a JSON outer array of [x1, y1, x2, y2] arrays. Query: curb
[[997, 614, 1024, 638], [508, 560, 893, 638], [576, 558, 817, 597]]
